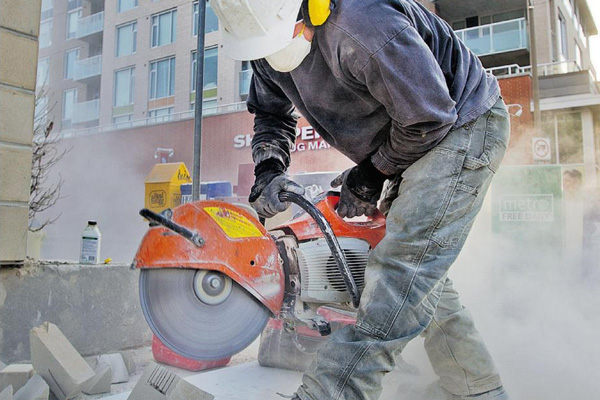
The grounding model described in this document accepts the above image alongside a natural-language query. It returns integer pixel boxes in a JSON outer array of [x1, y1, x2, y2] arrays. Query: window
[[118, 0, 138, 13], [41, 0, 53, 20], [37, 57, 50, 86], [39, 20, 52, 48], [558, 12, 568, 60], [575, 42, 583, 69], [116, 22, 137, 57], [36, 96, 49, 126], [151, 9, 177, 47], [114, 67, 135, 107], [113, 115, 132, 124], [193, 1, 218, 36], [62, 89, 78, 121], [191, 48, 217, 96], [542, 112, 584, 164], [66, 9, 82, 39], [148, 107, 174, 117], [64, 48, 79, 79], [149, 57, 175, 99], [67, 0, 81, 10]]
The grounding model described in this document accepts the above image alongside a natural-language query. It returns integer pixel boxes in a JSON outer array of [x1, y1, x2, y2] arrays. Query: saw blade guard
[[134, 200, 285, 315]]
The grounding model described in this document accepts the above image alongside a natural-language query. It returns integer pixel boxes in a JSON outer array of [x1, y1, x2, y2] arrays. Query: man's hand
[[249, 159, 304, 218], [331, 158, 389, 218]]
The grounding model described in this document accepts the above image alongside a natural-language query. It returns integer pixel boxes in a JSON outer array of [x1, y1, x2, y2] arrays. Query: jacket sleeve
[[353, 25, 458, 175], [246, 60, 298, 168]]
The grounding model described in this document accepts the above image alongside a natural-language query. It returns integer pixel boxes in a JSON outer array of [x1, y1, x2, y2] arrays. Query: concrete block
[[0, 386, 12, 400], [0, 362, 5, 371], [118, 351, 136, 375], [0, 86, 35, 145], [13, 374, 49, 400], [82, 362, 111, 395], [0, 204, 28, 263], [127, 363, 213, 400], [0, 0, 42, 37], [0, 30, 38, 91], [30, 322, 95, 400], [96, 354, 128, 384], [0, 144, 33, 203], [0, 364, 34, 393]]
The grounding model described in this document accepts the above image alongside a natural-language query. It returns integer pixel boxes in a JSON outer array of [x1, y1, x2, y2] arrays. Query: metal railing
[[74, 55, 102, 81], [486, 60, 597, 81], [72, 99, 100, 124], [239, 69, 253, 96], [455, 18, 528, 57], [76, 11, 104, 39], [537, 60, 581, 76], [61, 101, 248, 138]]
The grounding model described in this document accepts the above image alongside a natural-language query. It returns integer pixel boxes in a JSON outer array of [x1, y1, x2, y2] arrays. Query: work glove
[[331, 158, 390, 218], [249, 159, 305, 219]]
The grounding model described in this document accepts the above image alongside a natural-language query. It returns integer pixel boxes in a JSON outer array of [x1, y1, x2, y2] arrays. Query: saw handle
[[140, 208, 205, 248], [279, 191, 361, 308]]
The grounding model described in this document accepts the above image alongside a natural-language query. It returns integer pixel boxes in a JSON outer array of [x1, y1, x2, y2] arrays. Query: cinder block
[[0, 30, 38, 91], [0, 364, 34, 393], [0, 86, 35, 145], [0, 386, 12, 400], [0, 0, 42, 37], [13, 374, 49, 400], [82, 362, 111, 395], [30, 322, 95, 400], [96, 354, 129, 384], [0, 144, 33, 203], [127, 363, 213, 400], [0, 204, 28, 263]]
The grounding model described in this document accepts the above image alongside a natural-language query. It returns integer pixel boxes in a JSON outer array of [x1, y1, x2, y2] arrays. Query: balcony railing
[[239, 69, 253, 96], [455, 18, 528, 57], [74, 55, 102, 81], [76, 11, 104, 39], [72, 99, 100, 124]]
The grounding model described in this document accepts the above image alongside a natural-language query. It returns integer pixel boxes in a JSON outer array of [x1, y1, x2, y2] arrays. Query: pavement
[[98, 337, 437, 400]]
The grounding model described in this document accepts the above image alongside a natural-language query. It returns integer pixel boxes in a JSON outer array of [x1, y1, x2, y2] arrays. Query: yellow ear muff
[[307, 0, 331, 26]]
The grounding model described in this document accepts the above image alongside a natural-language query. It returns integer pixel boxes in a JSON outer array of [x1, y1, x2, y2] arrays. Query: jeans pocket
[[430, 183, 479, 249]]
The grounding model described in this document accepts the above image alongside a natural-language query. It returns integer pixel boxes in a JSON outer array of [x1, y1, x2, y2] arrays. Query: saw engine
[[134, 192, 385, 361]]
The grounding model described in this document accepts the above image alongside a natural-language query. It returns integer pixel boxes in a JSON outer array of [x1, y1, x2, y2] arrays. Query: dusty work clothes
[[247, 0, 499, 173], [297, 99, 510, 400]]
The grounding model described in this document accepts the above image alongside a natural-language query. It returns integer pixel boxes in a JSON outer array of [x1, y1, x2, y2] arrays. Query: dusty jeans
[[296, 98, 510, 400]]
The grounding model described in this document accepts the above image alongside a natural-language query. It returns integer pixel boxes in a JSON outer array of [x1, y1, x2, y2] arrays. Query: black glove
[[249, 159, 304, 218], [331, 158, 390, 218]]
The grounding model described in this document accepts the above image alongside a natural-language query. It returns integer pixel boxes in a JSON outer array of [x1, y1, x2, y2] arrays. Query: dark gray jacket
[[247, 0, 500, 175]]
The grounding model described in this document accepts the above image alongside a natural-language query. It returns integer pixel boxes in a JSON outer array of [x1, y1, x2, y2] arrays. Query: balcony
[[72, 99, 100, 124], [239, 69, 252, 97], [455, 18, 528, 57], [74, 55, 102, 82], [76, 12, 104, 41]]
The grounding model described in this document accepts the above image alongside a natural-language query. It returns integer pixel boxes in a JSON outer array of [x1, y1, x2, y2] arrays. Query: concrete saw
[[134, 192, 386, 361]]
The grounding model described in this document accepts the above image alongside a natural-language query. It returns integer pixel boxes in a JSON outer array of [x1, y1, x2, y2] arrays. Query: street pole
[[528, 0, 542, 132], [193, 0, 207, 201]]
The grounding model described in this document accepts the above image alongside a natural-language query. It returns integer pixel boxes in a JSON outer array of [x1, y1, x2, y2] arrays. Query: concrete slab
[[30, 322, 95, 400], [0, 386, 12, 400], [0, 364, 34, 393], [96, 354, 128, 384], [13, 374, 49, 400], [127, 363, 213, 400], [82, 362, 111, 395]]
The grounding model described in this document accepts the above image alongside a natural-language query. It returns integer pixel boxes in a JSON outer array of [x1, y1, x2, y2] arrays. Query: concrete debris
[[119, 351, 136, 375], [13, 374, 49, 400], [0, 386, 12, 400], [127, 362, 213, 400], [82, 362, 111, 395], [0, 364, 34, 393], [30, 322, 95, 400], [96, 354, 129, 384], [0, 362, 6, 371]]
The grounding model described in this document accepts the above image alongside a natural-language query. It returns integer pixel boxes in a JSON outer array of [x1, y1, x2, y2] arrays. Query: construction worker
[[210, 0, 510, 399]]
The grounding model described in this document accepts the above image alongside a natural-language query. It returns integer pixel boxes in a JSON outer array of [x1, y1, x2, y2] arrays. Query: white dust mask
[[265, 24, 312, 72]]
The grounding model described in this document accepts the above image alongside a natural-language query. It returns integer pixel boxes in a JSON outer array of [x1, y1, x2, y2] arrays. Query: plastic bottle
[[80, 221, 101, 264]]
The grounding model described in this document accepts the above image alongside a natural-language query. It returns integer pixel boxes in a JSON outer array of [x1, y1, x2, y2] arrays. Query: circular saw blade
[[140, 268, 270, 361]]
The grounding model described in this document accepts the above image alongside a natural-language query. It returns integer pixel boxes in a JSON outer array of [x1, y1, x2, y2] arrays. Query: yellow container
[[144, 163, 192, 213]]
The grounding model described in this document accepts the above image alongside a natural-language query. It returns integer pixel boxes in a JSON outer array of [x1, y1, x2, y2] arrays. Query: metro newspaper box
[[144, 162, 192, 214]]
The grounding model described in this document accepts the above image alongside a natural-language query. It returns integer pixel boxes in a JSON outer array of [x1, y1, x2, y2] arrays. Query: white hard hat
[[211, 0, 303, 60]]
